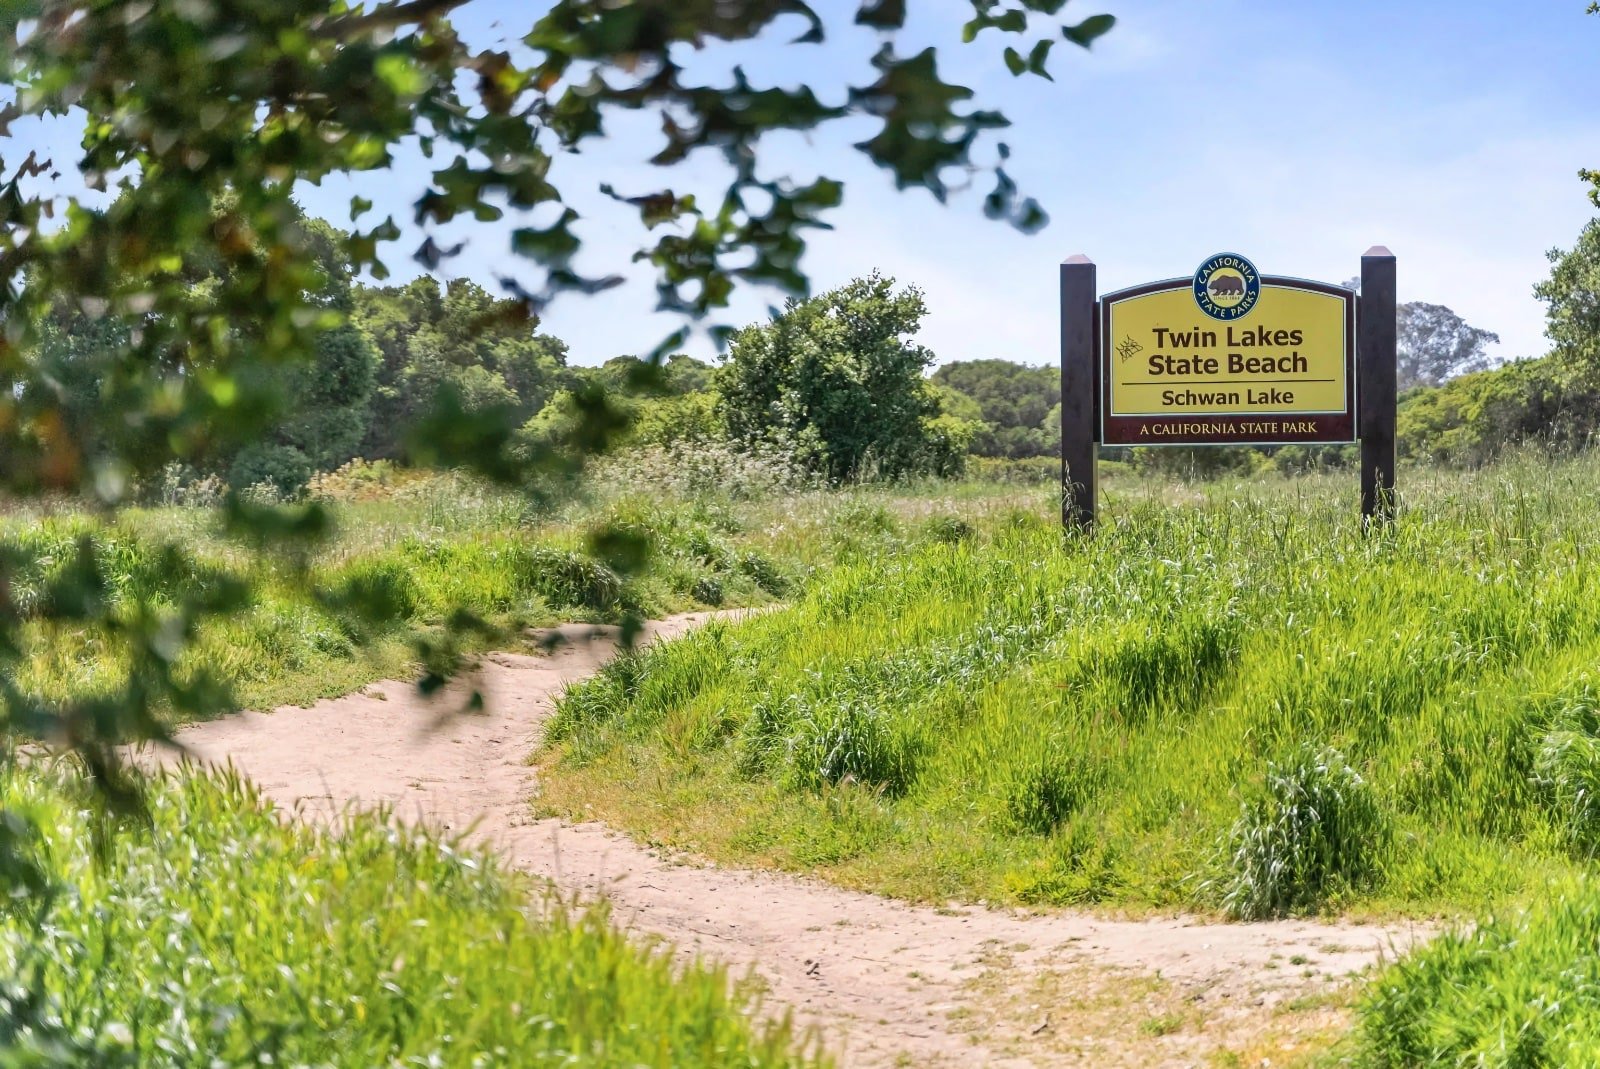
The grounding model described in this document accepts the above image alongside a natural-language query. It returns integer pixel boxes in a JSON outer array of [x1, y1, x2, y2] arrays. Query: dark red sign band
[[1102, 412, 1355, 446]]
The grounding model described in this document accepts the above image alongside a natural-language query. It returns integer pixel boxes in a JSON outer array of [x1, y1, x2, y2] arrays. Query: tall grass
[[0, 759, 824, 1067], [540, 453, 1600, 916], [0, 466, 869, 720], [0, 453, 1062, 725], [1354, 880, 1600, 1067]]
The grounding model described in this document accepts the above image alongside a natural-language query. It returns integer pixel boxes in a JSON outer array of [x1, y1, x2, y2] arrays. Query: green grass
[[1352, 879, 1600, 1067], [538, 453, 1600, 918], [0, 758, 826, 1067], [26, 452, 1600, 1065], [0, 469, 939, 723]]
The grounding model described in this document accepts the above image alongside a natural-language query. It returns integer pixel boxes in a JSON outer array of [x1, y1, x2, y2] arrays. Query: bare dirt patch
[[145, 612, 1431, 1067]]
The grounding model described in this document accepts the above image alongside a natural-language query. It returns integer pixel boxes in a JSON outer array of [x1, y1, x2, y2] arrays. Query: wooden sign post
[[1059, 250, 1398, 531], [1060, 255, 1098, 530], [1358, 247, 1397, 526]]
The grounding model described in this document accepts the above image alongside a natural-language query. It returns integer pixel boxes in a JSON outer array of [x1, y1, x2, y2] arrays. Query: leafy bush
[[691, 574, 726, 606], [929, 359, 1058, 459], [1398, 356, 1600, 465], [0, 765, 823, 1068], [737, 550, 790, 596], [1217, 745, 1386, 919], [227, 442, 315, 497], [717, 274, 951, 482]]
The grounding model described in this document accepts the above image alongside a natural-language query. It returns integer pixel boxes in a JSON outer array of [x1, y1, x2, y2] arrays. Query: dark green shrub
[[736, 551, 789, 596], [228, 442, 314, 497], [691, 575, 725, 606]]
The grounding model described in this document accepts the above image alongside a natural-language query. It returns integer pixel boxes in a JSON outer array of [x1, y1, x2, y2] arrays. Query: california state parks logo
[[1193, 252, 1260, 321]]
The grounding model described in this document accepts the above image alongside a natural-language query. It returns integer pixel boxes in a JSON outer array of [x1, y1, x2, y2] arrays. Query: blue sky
[[11, 1, 1600, 368]]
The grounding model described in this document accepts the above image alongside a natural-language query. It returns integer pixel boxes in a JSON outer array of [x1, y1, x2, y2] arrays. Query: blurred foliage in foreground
[[0, 0, 1113, 812], [0, 2, 1113, 1058]]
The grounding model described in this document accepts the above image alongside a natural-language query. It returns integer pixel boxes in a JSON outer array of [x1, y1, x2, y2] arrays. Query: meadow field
[[544, 457, 1599, 916], [9, 453, 1600, 1064], [0, 450, 829, 717], [532, 452, 1600, 1065]]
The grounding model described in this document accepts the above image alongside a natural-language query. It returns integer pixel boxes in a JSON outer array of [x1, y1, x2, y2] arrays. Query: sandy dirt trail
[[150, 611, 1434, 1068]]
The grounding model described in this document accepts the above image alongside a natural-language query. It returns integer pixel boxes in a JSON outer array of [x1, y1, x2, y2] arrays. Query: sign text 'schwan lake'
[[1099, 253, 1356, 446]]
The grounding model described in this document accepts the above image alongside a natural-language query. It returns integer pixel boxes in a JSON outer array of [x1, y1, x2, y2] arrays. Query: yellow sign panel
[[1100, 265, 1355, 446]]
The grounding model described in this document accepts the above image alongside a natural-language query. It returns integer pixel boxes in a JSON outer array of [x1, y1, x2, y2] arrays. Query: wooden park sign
[[1102, 255, 1355, 446], [1059, 248, 1397, 529]]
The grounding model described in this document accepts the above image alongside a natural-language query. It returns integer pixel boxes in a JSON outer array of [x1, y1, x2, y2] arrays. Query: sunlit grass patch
[[1354, 879, 1600, 1068], [540, 454, 1600, 917]]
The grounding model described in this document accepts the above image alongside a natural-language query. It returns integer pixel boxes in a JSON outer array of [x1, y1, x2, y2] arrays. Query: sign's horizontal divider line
[[1115, 378, 1338, 386]]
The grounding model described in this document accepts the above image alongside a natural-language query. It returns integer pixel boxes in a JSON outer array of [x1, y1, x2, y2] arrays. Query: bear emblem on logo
[[1193, 254, 1261, 321]]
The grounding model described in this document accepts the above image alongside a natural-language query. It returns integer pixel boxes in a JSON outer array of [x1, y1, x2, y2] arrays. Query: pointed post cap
[[1362, 245, 1395, 258], [1062, 254, 1094, 265]]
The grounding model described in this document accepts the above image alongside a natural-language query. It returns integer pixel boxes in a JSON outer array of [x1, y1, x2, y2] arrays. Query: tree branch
[[315, 0, 471, 40]]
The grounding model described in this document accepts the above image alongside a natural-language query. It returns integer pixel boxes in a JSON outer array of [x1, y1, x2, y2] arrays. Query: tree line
[[29, 199, 981, 492], [31, 199, 1599, 492]]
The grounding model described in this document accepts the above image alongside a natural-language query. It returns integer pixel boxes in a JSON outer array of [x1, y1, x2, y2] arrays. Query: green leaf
[[856, 0, 907, 29], [1027, 37, 1055, 78], [1063, 13, 1117, 48], [374, 53, 426, 97]]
